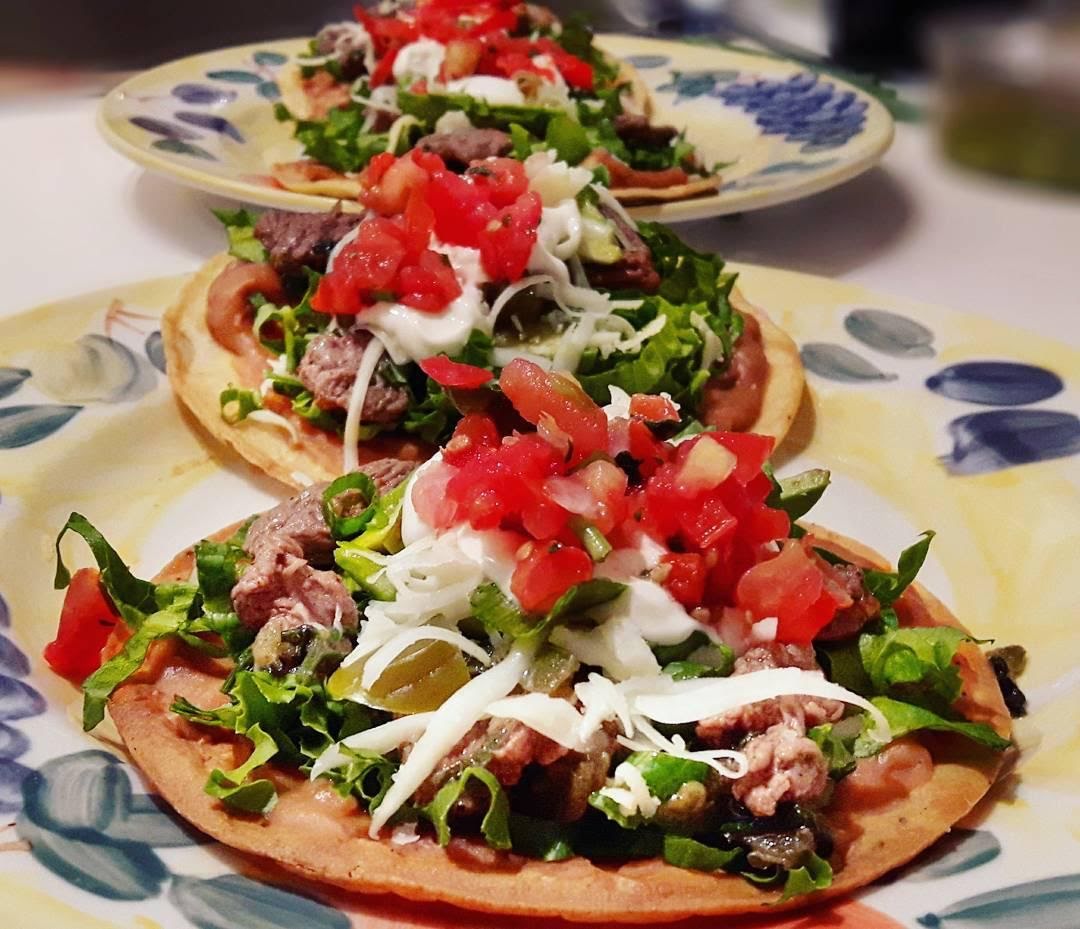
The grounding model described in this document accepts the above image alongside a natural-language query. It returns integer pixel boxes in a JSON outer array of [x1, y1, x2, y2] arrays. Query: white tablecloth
[[4, 94, 1079, 345]]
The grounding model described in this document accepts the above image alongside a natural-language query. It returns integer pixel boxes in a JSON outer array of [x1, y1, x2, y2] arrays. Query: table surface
[[3, 93, 1079, 346]]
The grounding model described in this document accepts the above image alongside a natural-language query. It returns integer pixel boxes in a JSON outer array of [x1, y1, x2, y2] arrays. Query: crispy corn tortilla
[[164, 257, 803, 490], [107, 528, 1011, 923], [161, 255, 429, 488]]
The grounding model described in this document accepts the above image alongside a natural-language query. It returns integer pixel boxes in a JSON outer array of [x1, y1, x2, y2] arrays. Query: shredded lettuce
[[219, 387, 262, 424], [662, 835, 741, 872], [212, 208, 267, 263], [779, 852, 833, 902], [280, 102, 390, 173], [422, 766, 511, 849], [54, 513, 158, 625], [322, 746, 397, 809], [82, 586, 197, 729], [862, 531, 935, 607], [508, 813, 576, 861], [857, 696, 1010, 754]]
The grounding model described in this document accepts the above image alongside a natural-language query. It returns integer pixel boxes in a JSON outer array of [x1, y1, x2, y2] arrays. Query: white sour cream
[[392, 39, 447, 84], [445, 75, 525, 105], [359, 244, 490, 365]]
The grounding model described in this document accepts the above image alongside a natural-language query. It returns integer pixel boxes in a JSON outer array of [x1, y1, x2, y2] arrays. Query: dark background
[[0, 1, 1037, 73]]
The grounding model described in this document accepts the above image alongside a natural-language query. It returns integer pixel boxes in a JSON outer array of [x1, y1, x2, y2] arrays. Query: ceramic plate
[[97, 35, 893, 222], [2, 267, 1078, 929]]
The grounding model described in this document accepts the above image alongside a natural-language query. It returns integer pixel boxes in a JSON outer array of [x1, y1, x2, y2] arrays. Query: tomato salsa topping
[[413, 357, 844, 636], [353, 0, 594, 90], [310, 151, 541, 316]]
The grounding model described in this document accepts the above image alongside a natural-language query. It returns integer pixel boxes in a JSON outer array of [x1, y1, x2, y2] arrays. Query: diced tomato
[[443, 412, 500, 465], [420, 356, 493, 391], [398, 250, 462, 312], [629, 393, 680, 423], [628, 419, 671, 477], [660, 553, 706, 608], [734, 539, 841, 642], [44, 568, 120, 683], [511, 541, 593, 613], [467, 8, 519, 38], [500, 359, 609, 465], [428, 168, 496, 247], [362, 155, 431, 218], [401, 187, 436, 257], [478, 191, 542, 282], [369, 46, 400, 88], [550, 50, 593, 90], [465, 158, 528, 208], [495, 51, 555, 81], [707, 432, 775, 485]]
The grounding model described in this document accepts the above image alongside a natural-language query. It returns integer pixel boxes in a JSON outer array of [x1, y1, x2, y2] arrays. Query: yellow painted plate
[[97, 35, 893, 222], [2, 267, 1078, 928]]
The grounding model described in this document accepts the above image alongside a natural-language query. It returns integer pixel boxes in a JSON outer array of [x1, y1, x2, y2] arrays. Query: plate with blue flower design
[[1, 264, 1078, 928], [97, 35, 893, 222]]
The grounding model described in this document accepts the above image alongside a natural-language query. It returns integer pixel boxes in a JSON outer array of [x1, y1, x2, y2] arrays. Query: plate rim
[[96, 33, 895, 219]]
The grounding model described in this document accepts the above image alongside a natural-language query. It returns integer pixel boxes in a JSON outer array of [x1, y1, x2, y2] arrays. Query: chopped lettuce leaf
[[545, 113, 592, 163], [397, 91, 558, 136], [764, 467, 831, 522], [321, 746, 397, 809], [509, 813, 576, 861], [862, 531, 935, 607], [807, 721, 858, 777], [54, 513, 158, 625], [779, 852, 833, 901], [289, 104, 389, 173], [859, 624, 971, 709], [204, 722, 279, 814], [856, 696, 1011, 755], [212, 208, 267, 263], [82, 585, 197, 729], [662, 835, 741, 872], [422, 765, 511, 849]]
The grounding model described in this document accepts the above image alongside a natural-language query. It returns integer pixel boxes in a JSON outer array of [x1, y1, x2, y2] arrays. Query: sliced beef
[[582, 204, 661, 293], [296, 331, 410, 423], [731, 723, 830, 817], [815, 560, 881, 641], [357, 457, 417, 495], [613, 113, 679, 150], [314, 22, 371, 81], [253, 209, 362, 278], [231, 545, 358, 632], [415, 128, 512, 171], [245, 482, 335, 567], [412, 718, 569, 808], [695, 643, 844, 748]]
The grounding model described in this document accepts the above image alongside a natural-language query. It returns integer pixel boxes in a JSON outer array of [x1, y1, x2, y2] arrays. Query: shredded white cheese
[[597, 760, 660, 819], [342, 335, 386, 474], [368, 640, 536, 836], [243, 409, 299, 445]]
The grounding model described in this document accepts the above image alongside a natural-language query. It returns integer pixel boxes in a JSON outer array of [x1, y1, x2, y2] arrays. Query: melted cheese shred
[[342, 334, 386, 474], [367, 640, 537, 836], [635, 669, 891, 740]]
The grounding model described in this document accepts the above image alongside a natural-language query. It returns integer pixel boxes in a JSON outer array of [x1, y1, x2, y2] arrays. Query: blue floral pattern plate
[[97, 35, 894, 222], [2, 266, 1077, 928]]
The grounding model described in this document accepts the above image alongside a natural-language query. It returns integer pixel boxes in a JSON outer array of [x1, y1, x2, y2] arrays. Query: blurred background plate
[[1, 263, 1077, 927], [97, 35, 894, 222]]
